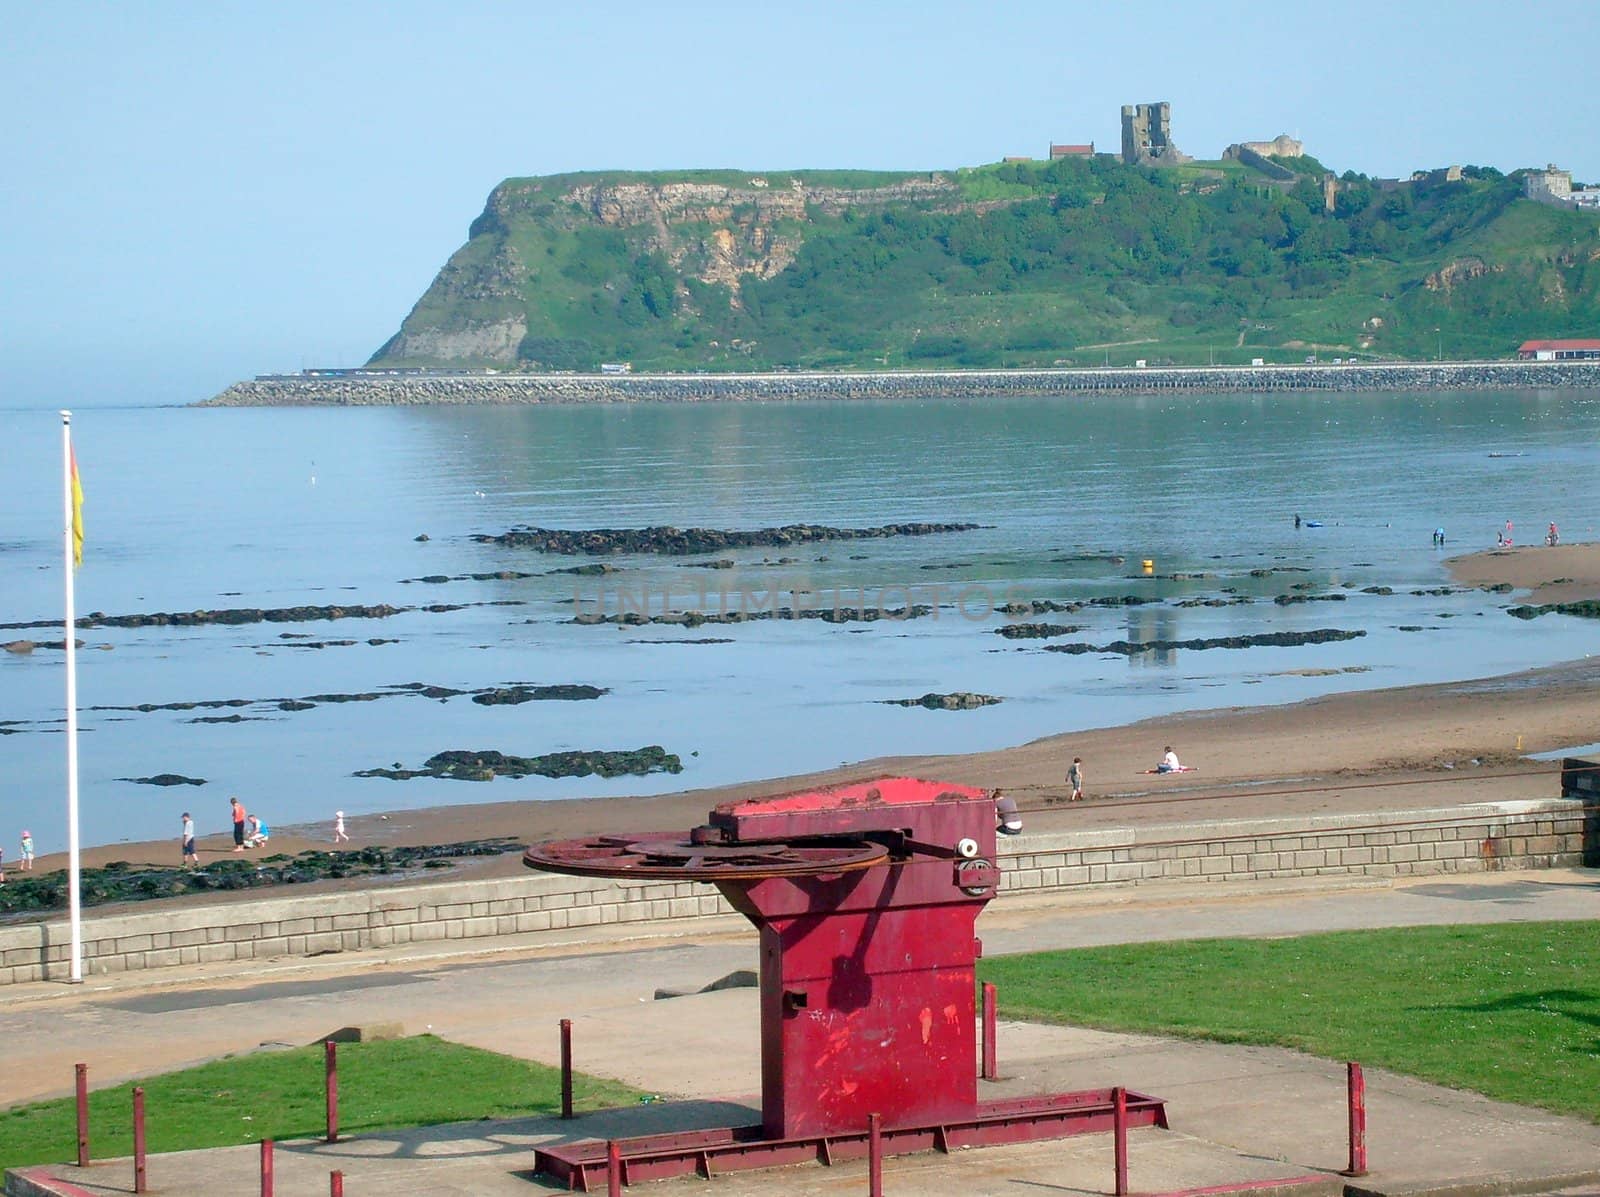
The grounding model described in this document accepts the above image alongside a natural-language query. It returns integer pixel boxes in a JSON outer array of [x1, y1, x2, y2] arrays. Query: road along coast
[[201, 360, 1600, 406]]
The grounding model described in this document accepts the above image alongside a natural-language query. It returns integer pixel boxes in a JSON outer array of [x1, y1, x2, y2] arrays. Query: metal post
[[868, 1112, 883, 1197], [607, 1138, 623, 1196], [1113, 1085, 1129, 1197], [981, 982, 999, 1080], [1342, 1061, 1368, 1177], [330, 1171, 344, 1197], [261, 1138, 274, 1197], [132, 1087, 146, 1194], [325, 1039, 339, 1143], [75, 1063, 89, 1167], [560, 1018, 574, 1119]]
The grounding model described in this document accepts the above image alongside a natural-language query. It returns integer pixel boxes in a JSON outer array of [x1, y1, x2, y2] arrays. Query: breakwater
[[202, 361, 1600, 406]]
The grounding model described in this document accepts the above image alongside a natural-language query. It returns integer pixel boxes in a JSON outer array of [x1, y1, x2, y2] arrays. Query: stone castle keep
[[1120, 101, 1190, 166]]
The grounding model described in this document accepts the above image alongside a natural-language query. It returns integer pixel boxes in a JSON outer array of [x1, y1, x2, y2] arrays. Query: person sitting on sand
[[1156, 746, 1182, 774]]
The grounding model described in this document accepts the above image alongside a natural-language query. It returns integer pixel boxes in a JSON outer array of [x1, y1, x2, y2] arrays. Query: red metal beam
[[534, 1089, 1167, 1190]]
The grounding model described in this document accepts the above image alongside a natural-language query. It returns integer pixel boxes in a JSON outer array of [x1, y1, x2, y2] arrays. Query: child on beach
[[1068, 757, 1085, 801], [333, 810, 349, 844], [20, 830, 34, 871]]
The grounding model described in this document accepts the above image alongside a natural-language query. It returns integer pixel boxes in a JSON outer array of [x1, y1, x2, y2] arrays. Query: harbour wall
[[1, 797, 1589, 985], [202, 361, 1600, 407]]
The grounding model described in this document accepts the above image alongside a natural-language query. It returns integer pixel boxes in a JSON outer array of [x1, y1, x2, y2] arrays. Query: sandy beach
[[24, 544, 1600, 893]]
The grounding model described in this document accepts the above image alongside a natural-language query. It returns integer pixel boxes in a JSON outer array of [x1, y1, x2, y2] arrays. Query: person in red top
[[230, 796, 248, 853]]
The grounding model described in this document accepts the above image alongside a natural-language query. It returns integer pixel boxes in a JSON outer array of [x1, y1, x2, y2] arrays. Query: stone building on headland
[[1525, 165, 1572, 203], [1225, 134, 1303, 160], [1524, 165, 1600, 210], [1049, 143, 1095, 160], [1120, 102, 1190, 166]]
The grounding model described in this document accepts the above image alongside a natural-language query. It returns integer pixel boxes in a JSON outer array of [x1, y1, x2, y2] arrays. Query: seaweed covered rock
[[356, 745, 683, 781]]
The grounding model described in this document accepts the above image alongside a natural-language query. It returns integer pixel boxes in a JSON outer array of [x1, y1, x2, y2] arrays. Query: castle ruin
[[1120, 102, 1190, 167]]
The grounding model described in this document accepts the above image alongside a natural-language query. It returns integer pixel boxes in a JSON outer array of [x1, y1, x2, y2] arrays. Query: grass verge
[[0, 1035, 640, 1174], [979, 921, 1600, 1121]]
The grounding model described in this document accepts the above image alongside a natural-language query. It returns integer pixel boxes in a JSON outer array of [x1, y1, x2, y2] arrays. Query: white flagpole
[[61, 411, 83, 984]]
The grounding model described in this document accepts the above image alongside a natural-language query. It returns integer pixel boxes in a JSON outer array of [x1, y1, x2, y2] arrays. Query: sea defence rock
[[475, 522, 981, 555], [201, 361, 1600, 408], [355, 746, 683, 781], [1045, 628, 1366, 655]]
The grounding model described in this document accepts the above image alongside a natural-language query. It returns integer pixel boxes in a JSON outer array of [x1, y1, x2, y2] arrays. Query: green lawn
[[0, 1035, 640, 1174], [979, 922, 1600, 1121]]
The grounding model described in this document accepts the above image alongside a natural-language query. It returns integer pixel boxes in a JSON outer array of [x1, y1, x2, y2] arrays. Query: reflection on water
[[2, 388, 1600, 850]]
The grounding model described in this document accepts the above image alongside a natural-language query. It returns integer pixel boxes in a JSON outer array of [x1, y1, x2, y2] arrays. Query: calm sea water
[[3, 389, 1599, 853]]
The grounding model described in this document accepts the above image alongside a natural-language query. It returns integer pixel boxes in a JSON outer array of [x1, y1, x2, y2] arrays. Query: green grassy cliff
[[370, 158, 1600, 371]]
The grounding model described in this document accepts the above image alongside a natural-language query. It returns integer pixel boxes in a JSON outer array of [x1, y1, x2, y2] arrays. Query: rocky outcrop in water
[[1507, 600, 1600, 620], [885, 692, 1002, 710], [356, 746, 683, 781], [573, 605, 934, 627], [87, 681, 606, 721], [0, 601, 526, 633], [117, 774, 207, 787], [476, 522, 981, 555], [994, 623, 1083, 639], [1045, 629, 1366, 655]]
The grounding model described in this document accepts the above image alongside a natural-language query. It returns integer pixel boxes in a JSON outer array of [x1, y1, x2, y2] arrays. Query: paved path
[[6, 869, 1600, 1195]]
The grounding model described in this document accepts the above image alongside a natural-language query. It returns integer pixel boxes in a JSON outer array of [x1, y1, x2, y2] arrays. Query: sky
[[3, 0, 1597, 408]]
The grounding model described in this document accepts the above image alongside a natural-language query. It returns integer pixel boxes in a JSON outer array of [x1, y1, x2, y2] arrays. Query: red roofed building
[[1049, 143, 1095, 159], [1517, 339, 1600, 361]]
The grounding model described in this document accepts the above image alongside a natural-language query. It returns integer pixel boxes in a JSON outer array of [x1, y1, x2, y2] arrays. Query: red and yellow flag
[[70, 446, 84, 566]]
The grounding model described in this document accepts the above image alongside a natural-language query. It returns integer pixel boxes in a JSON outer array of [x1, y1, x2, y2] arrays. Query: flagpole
[[61, 411, 83, 984]]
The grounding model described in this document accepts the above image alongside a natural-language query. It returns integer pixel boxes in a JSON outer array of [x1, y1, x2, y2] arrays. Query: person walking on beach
[[1067, 757, 1085, 802], [333, 810, 349, 844], [1547, 522, 1559, 547], [19, 830, 33, 872], [181, 812, 197, 867], [229, 796, 248, 852]]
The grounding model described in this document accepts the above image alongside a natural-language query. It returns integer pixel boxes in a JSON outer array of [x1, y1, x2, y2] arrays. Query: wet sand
[[1445, 540, 1600, 605], [27, 545, 1599, 895]]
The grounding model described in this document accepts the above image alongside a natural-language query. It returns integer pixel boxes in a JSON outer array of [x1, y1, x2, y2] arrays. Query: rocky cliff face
[[374, 173, 960, 365]]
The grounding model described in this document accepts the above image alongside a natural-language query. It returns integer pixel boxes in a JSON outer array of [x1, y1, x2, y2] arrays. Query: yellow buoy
[[1142, 559, 1154, 573]]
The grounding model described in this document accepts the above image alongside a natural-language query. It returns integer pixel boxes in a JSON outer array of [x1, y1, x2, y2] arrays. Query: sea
[[4, 388, 1600, 854]]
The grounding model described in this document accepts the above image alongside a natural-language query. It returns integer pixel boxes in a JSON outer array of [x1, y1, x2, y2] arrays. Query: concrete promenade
[[6, 868, 1600, 1195]]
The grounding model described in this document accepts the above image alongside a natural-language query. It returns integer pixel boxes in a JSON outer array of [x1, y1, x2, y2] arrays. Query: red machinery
[[525, 776, 1165, 1189]]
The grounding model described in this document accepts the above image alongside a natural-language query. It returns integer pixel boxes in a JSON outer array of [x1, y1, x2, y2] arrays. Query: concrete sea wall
[[202, 362, 1600, 407], [1, 797, 1589, 985]]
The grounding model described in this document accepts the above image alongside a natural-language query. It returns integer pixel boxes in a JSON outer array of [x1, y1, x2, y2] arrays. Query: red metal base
[[535, 1088, 1168, 1191]]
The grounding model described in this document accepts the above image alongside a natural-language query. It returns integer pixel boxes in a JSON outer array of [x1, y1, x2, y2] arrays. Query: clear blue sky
[[4, 0, 1596, 406]]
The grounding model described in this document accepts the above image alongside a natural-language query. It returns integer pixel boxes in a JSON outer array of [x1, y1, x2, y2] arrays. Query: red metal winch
[[524, 776, 1166, 1189]]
